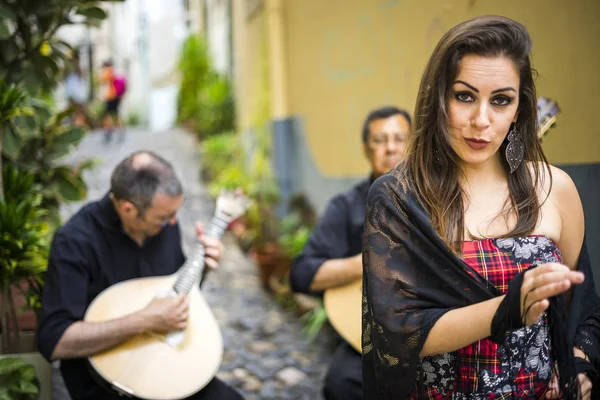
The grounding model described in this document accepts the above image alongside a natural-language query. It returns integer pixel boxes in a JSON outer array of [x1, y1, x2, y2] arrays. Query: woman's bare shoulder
[[547, 164, 581, 207], [545, 164, 585, 267], [525, 161, 578, 201]]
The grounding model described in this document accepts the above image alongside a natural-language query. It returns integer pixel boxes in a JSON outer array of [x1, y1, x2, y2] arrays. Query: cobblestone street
[[54, 128, 339, 399]]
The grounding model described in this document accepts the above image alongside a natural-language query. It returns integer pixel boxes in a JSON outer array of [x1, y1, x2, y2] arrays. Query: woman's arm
[[424, 163, 587, 357], [422, 263, 583, 356], [548, 165, 585, 270]]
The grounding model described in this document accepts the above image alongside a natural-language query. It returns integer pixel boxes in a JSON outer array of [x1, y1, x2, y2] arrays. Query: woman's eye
[[455, 92, 473, 102], [492, 96, 512, 106]]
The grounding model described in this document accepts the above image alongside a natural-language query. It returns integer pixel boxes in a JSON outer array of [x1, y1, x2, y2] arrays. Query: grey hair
[[110, 151, 183, 214]]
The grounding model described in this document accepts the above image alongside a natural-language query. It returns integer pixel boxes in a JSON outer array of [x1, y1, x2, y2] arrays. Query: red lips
[[464, 138, 491, 150]]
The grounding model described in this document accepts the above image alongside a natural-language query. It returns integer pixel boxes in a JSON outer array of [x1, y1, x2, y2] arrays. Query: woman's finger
[[525, 299, 549, 325], [578, 373, 592, 400]]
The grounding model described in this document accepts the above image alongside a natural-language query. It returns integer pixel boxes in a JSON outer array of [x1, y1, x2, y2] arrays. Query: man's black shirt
[[289, 178, 371, 294], [37, 194, 185, 399]]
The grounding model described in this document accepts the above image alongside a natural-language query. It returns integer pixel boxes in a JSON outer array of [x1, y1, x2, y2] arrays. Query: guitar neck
[[538, 114, 558, 139], [172, 214, 230, 295]]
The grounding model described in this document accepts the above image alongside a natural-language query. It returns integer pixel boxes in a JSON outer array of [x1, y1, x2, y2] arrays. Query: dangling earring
[[505, 124, 524, 173]]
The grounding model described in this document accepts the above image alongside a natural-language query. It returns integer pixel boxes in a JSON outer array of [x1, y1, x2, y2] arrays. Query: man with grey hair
[[37, 151, 243, 399], [290, 106, 412, 400]]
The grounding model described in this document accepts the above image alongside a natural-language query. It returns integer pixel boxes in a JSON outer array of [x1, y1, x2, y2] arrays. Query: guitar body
[[323, 279, 362, 353], [84, 274, 223, 400]]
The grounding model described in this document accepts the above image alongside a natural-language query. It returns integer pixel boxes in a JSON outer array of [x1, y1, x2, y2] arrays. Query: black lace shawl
[[361, 170, 600, 399]]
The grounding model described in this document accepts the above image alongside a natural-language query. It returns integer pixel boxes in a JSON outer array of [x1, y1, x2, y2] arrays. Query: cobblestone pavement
[[54, 128, 339, 399]]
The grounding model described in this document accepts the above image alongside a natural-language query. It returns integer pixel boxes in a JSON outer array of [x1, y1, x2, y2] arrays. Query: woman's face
[[447, 55, 520, 169]]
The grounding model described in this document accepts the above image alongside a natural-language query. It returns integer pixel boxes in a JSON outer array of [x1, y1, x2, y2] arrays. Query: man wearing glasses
[[290, 106, 412, 400], [37, 151, 243, 400]]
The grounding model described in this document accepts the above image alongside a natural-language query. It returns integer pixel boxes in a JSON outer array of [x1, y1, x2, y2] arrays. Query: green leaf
[[0, 5, 16, 20], [52, 107, 77, 126], [18, 364, 37, 382], [54, 126, 86, 146], [12, 115, 38, 139], [76, 6, 107, 20], [2, 125, 21, 159], [45, 145, 73, 161], [0, 387, 11, 400], [42, 56, 59, 76], [77, 158, 101, 171], [54, 40, 73, 51], [35, 3, 58, 17], [21, 69, 40, 93], [0, 357, 27, 375], [0, 21, 11, 40], [29, 98, 52, 122], [11, 377, 39, 394], [0, 39, 18, 63], [57, 176, 85, 201]]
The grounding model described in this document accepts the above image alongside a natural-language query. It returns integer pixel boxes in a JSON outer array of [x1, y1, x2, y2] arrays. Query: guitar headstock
[[214, 189, 253, 224], [537, 97, 560, 140]]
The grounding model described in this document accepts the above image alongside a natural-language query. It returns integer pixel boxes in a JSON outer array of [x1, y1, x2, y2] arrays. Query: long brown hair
[[402, 15, 551, 254]]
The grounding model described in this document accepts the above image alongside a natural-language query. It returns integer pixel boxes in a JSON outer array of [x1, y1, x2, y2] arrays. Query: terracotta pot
[[267, 256, 292, 295], [0, 280, 37, 333], [228, 218, 248, 239], [250, 244, 283, 290]]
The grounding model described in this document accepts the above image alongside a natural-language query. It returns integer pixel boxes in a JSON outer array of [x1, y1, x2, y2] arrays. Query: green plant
[[200, 131, 239, 178], [197, 74, 235, 136], [177, 35, 211, 125], [0, 164, 49, 353], [0, 0, 122, 94], [176, 35, 235, 137], [199, 131, 252, 198], [127, 110, 141, 127], [87, 99, 104, 123], [301, 304, 328, 342], [208, 164, 250, 199], [279, 225, 311, 260], [6, 104, 96, 228], [242, 123, 282, 251], [277, 200, 314, 259], [0, 83, 31, 200], [0, 357, 40, 399], [243, 179, 280, 253]]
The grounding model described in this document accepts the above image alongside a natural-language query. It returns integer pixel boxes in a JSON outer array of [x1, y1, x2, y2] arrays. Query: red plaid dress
[[411, 235, 561, 399]]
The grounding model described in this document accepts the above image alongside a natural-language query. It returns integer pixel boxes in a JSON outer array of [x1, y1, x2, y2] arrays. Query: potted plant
[[0, 163, 49, 345], [0, 164, 52, 400], [199, 131, 239, 183], [269, 194, 315, 295], [244, 178, 282, 288], [0, 357, 41, 399], [0, 83, 31, 200], [0, 84, 52, 399], [6, 103, 95, 229], [176, 35, 235, 139]]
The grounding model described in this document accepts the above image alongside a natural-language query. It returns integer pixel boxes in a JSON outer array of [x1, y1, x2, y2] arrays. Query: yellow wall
[[281, 0, 600, 177], [233, 0, 270, 131]]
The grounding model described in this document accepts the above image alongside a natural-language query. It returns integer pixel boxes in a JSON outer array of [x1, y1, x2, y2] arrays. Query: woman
[[362, 15, 600, 399]]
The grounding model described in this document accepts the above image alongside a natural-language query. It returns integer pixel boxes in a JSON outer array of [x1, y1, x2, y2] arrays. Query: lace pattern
[[416, 235, 560, 398]]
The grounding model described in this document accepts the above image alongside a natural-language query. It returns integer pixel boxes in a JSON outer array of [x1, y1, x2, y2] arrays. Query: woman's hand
[[520, 263, 584, 325], [546, 348, 593, 399], [546, 371, 592, 399]]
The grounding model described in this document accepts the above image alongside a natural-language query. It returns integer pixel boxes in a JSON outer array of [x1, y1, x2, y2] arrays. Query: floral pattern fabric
[[413, 236, 561, 399]]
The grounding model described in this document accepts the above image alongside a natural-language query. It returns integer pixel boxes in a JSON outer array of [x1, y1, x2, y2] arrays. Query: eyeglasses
[[147, 210, 179, 226], [115, 195, 184, 225], [123, 200, 177, 225], [368, 134, 407, 148]]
